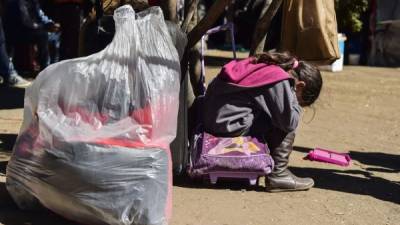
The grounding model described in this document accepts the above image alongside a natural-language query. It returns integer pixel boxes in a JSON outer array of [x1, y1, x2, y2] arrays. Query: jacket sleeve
[[255, 80, 302, 133], [37, 8, 53, 25], [34, 0, 53, 25]]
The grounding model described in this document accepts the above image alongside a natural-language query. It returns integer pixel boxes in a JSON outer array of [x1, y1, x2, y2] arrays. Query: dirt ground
[[0, 50, 399, 225]]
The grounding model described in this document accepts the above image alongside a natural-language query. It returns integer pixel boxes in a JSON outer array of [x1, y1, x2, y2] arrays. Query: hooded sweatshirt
[[203, 57, 302, 138]]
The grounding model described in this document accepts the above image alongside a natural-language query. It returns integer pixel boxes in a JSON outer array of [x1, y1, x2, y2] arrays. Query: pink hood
[[219, 57, 291, 87]]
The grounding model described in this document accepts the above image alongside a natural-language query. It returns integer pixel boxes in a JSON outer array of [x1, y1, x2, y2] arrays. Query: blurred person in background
[[0, 0, 31, 87], [0, 17, 31, 88], [41, 0, 91, 60], [3, 0, 60, 72]]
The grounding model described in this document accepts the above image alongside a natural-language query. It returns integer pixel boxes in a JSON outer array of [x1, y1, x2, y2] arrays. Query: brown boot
[[266, 132, 314, 192]]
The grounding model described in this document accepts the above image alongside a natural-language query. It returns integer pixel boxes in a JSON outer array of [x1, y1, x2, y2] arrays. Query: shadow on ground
[[0, 132, 74, 225], [0, 134, 17, 152], [204, 55, 237, 68], [293, 146, 400, 174], [0, 87, 25, 109], [0, 161, 6, 174], [292, 166, 400, 204], [349, 151, 400, 173], [0, 184, 75, 225], [0, 175, 77, 225], [292, 146, 400, 204], [0, 134, 16, 174], [0, 143, 398, 224], [173, 174, 265, 192], [175, 146, 400, 205]]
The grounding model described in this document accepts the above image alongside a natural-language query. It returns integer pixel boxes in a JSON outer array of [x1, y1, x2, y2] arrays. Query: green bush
[[335, 0, 369, 32]]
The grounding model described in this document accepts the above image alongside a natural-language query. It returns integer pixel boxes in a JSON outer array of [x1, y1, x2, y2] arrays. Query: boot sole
[[265, 184, 314, 193], [266, 187, 311, 193]]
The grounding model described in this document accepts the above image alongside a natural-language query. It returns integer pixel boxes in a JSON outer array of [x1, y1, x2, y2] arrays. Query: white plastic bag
[[6, 5, 184, 225]]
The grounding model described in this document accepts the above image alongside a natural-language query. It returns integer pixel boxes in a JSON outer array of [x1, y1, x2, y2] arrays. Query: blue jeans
[[48, 32, 60, 64]]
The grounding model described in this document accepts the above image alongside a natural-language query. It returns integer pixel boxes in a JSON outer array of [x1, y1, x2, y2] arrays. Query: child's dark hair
[[254, 52, 323, 106]]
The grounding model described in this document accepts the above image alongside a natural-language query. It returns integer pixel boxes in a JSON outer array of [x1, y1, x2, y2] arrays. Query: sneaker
[[8, 74, 32, 88]]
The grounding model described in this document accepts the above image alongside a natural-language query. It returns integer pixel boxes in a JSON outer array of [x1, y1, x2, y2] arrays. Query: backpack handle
[[199, 22, 237, 95]]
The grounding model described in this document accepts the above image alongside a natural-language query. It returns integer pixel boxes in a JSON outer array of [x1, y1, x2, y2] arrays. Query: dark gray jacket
[[203, 76, 302, 138]]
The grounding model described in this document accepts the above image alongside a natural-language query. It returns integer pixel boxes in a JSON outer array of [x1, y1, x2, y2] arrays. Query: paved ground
[[0, 51, 399, 225]]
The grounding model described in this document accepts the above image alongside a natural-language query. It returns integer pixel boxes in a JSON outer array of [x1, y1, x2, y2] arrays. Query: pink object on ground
[[307, 147, 351, 166]]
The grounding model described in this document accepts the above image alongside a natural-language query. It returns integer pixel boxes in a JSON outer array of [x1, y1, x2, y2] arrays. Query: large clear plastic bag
[[6, 5, 185, 225]]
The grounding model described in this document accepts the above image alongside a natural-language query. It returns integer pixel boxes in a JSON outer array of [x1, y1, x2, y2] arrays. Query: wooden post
[[181, 0, 200, 33], [249, 0, 283, 56], [186, 0, 232, 49], [180, 0, 202, 96], [161, 0, 178, 23]]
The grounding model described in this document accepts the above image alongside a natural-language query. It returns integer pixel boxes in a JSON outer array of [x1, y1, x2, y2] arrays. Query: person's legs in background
[[56, 3, 82, 60], [0, 18, 31, 88], [0, 23, 11, 83], [25, 29, 50, 71], [48, 31, 60, 64]]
